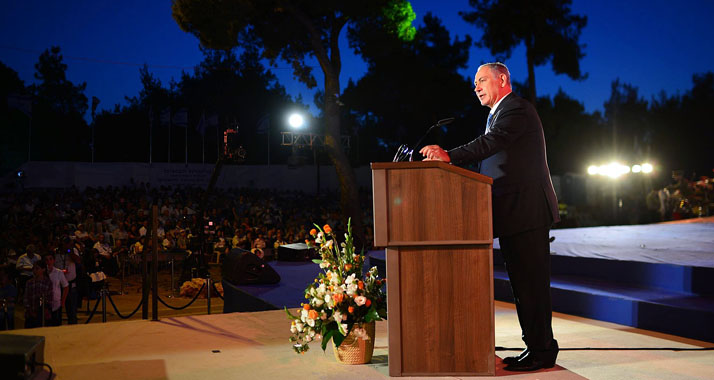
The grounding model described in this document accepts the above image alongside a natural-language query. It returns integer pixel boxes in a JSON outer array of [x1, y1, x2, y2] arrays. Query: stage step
[[369, 250, 714, 343]]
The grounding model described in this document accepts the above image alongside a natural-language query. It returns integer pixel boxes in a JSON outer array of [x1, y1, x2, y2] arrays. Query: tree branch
[[280, 2, 334, 80]]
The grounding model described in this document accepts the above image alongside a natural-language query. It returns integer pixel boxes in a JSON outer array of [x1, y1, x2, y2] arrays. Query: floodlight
[[641, 163, 653, 173], [632, 164, 642, 173], [587, 165, 599, 175], [288, 113, 305, 129]]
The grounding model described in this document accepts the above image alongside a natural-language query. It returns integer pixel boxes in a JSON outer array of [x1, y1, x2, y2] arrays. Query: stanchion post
[[152, 204, 159, 321], [41, 296, 45, 327], [206, 273, 211, 315], [101, 287, 107, 323], [142, 226, 149, 320]]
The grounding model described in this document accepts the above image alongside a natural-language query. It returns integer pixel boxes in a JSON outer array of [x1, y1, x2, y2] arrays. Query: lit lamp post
[[287, 112, 320, 194]]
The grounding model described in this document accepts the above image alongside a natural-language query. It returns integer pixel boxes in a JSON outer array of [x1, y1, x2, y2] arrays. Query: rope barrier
[[106, 292, 145, 319], [156, 283, 206, 310], [83, 297, 102, 324], [211, 281, 224, 300]]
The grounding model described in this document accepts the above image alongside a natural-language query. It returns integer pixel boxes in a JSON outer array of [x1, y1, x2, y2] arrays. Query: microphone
[[392, 117, 455, 162]]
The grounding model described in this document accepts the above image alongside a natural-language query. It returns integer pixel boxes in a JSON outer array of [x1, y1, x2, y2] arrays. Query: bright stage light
[[587, 165, 599, 175], [288, 113, 305, 129], [601, 162, 630, 179], [632, 164, 642, 173], [641, 163, 653, 173]]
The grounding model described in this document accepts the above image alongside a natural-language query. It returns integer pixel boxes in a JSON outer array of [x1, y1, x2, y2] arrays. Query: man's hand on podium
[[419, 145, 451, 163]]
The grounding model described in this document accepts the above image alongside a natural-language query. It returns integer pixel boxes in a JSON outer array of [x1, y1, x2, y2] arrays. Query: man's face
[[474, 67, 504, 108], [45, 255, 55, 268]]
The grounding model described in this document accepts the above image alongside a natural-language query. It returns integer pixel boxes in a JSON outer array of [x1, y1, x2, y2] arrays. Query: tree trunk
[[525, 38, 537, 106], [323, 73, 366, 248]]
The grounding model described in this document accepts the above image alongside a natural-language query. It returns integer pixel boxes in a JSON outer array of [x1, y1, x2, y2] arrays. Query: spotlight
[[632, 164, 642, 173], [16, 170, 25, 178], [288, 113, 305, 129], [641, 163, 653, 173], [587, 165, 599, 175]]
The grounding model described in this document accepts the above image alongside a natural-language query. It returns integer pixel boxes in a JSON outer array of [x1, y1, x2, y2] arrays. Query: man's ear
[[500, 74, 508, 88]]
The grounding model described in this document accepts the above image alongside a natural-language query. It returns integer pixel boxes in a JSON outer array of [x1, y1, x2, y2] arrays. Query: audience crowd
[[0, 184, 374, 330]]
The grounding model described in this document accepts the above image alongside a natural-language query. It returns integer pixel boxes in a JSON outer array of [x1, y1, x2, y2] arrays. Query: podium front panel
[[387, 245, 495, 376]]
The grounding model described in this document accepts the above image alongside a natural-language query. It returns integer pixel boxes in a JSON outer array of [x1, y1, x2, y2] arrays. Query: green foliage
[[383, 1, 417, 41]]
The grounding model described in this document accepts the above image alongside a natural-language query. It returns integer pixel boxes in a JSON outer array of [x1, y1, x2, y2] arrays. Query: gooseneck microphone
[[392, 117, 455, 162]]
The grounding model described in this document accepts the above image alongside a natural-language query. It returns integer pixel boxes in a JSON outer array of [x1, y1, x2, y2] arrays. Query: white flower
[[319, 261, 329, 268], [295, 322, 304, 332], [333, 311, 342, 323], [307, 318, 315, 327], [315, 232, 324, 243], [290, 323, 297, 334], [301, 309, 309, 319], [340, 323, 349, 334], [354, 296, 367, 306], [353, 327, 370, 341], [324, 294, 331, 304], [305, 335, 312, 342], [345, 273, 357, 284], [325, 240, 333, 249], [346, 283, 358, 295], [312, 297, 324, 307]]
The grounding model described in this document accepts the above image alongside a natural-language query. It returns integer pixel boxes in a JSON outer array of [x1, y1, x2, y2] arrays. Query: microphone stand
[[393, 117, 455, 162]]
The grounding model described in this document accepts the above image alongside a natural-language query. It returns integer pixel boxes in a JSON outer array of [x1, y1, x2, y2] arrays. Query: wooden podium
[[371, 161, 495, 376]]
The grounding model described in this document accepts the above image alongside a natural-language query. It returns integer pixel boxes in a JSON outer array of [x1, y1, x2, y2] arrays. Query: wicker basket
[[333, 321, 376, 364]]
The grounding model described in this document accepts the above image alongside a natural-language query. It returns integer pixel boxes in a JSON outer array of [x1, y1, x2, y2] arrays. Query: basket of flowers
[[285, 219, 386, 364]]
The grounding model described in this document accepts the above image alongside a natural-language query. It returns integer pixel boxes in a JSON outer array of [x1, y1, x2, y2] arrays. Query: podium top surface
[[371, 161, 493, 185]]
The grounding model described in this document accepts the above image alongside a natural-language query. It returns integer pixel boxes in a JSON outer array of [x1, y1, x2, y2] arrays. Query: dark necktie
[[485, 113, 494, 134]]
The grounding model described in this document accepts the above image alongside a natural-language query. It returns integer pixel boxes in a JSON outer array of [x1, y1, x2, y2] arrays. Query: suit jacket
[[448, 93, 559, 238]]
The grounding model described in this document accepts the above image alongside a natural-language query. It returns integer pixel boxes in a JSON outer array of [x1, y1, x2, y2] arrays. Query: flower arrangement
[[286, 219, 387, 354]]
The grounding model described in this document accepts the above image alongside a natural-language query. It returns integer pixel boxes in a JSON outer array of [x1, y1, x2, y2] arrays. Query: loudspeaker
[[222, 249, 280, 285], [0, 334, 45, 380], [276, 242, 315, 261]]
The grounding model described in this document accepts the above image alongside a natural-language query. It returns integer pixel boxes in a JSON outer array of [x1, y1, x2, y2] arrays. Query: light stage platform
[[2, 302, 712, 379]]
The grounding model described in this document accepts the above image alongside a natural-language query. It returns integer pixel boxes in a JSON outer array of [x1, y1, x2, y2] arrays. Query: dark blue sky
[[2, 0, 714, 118]]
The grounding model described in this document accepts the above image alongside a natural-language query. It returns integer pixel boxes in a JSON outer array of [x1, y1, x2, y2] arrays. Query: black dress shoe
[[502, 348, 529, 365], [504, 351, 556, 372]]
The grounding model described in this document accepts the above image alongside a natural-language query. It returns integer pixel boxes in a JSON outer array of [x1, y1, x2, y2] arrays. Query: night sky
[[2, 0, 714, 117]]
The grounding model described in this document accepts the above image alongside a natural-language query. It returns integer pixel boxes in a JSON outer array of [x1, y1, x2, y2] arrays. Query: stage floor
[[496, 217, 714, 268], [3, 301, 712, 380]]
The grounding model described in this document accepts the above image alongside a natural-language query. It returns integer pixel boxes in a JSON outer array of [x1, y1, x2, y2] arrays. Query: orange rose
[[310, 228, 317, 236], [333, 293, 344, 304], [323, 224, 332, 234], [365, 299, 371, 307], [358, 281, 364, 290], [303, 304, 310, 310], [348, 306, 354, 313], [308, 309, 319, 320], [344, 264, 353, 271]]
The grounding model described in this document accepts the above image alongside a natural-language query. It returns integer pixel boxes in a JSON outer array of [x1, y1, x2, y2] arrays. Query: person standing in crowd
[[16, 243, 41, 297], [420, 62, 560, 371], [24, 261, 52, 329], [55, 237, 80, 324], [44, 254, 69, 326]]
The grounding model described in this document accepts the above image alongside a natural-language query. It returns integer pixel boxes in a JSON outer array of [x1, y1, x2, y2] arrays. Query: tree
[[460, 0, 587, 105], [172, 0, 417, 242], [30, 46, 89, 161], [342, 12, 476, 162]]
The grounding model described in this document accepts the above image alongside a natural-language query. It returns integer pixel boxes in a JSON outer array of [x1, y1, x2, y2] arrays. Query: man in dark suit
[[420, 62, 560, 371]]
